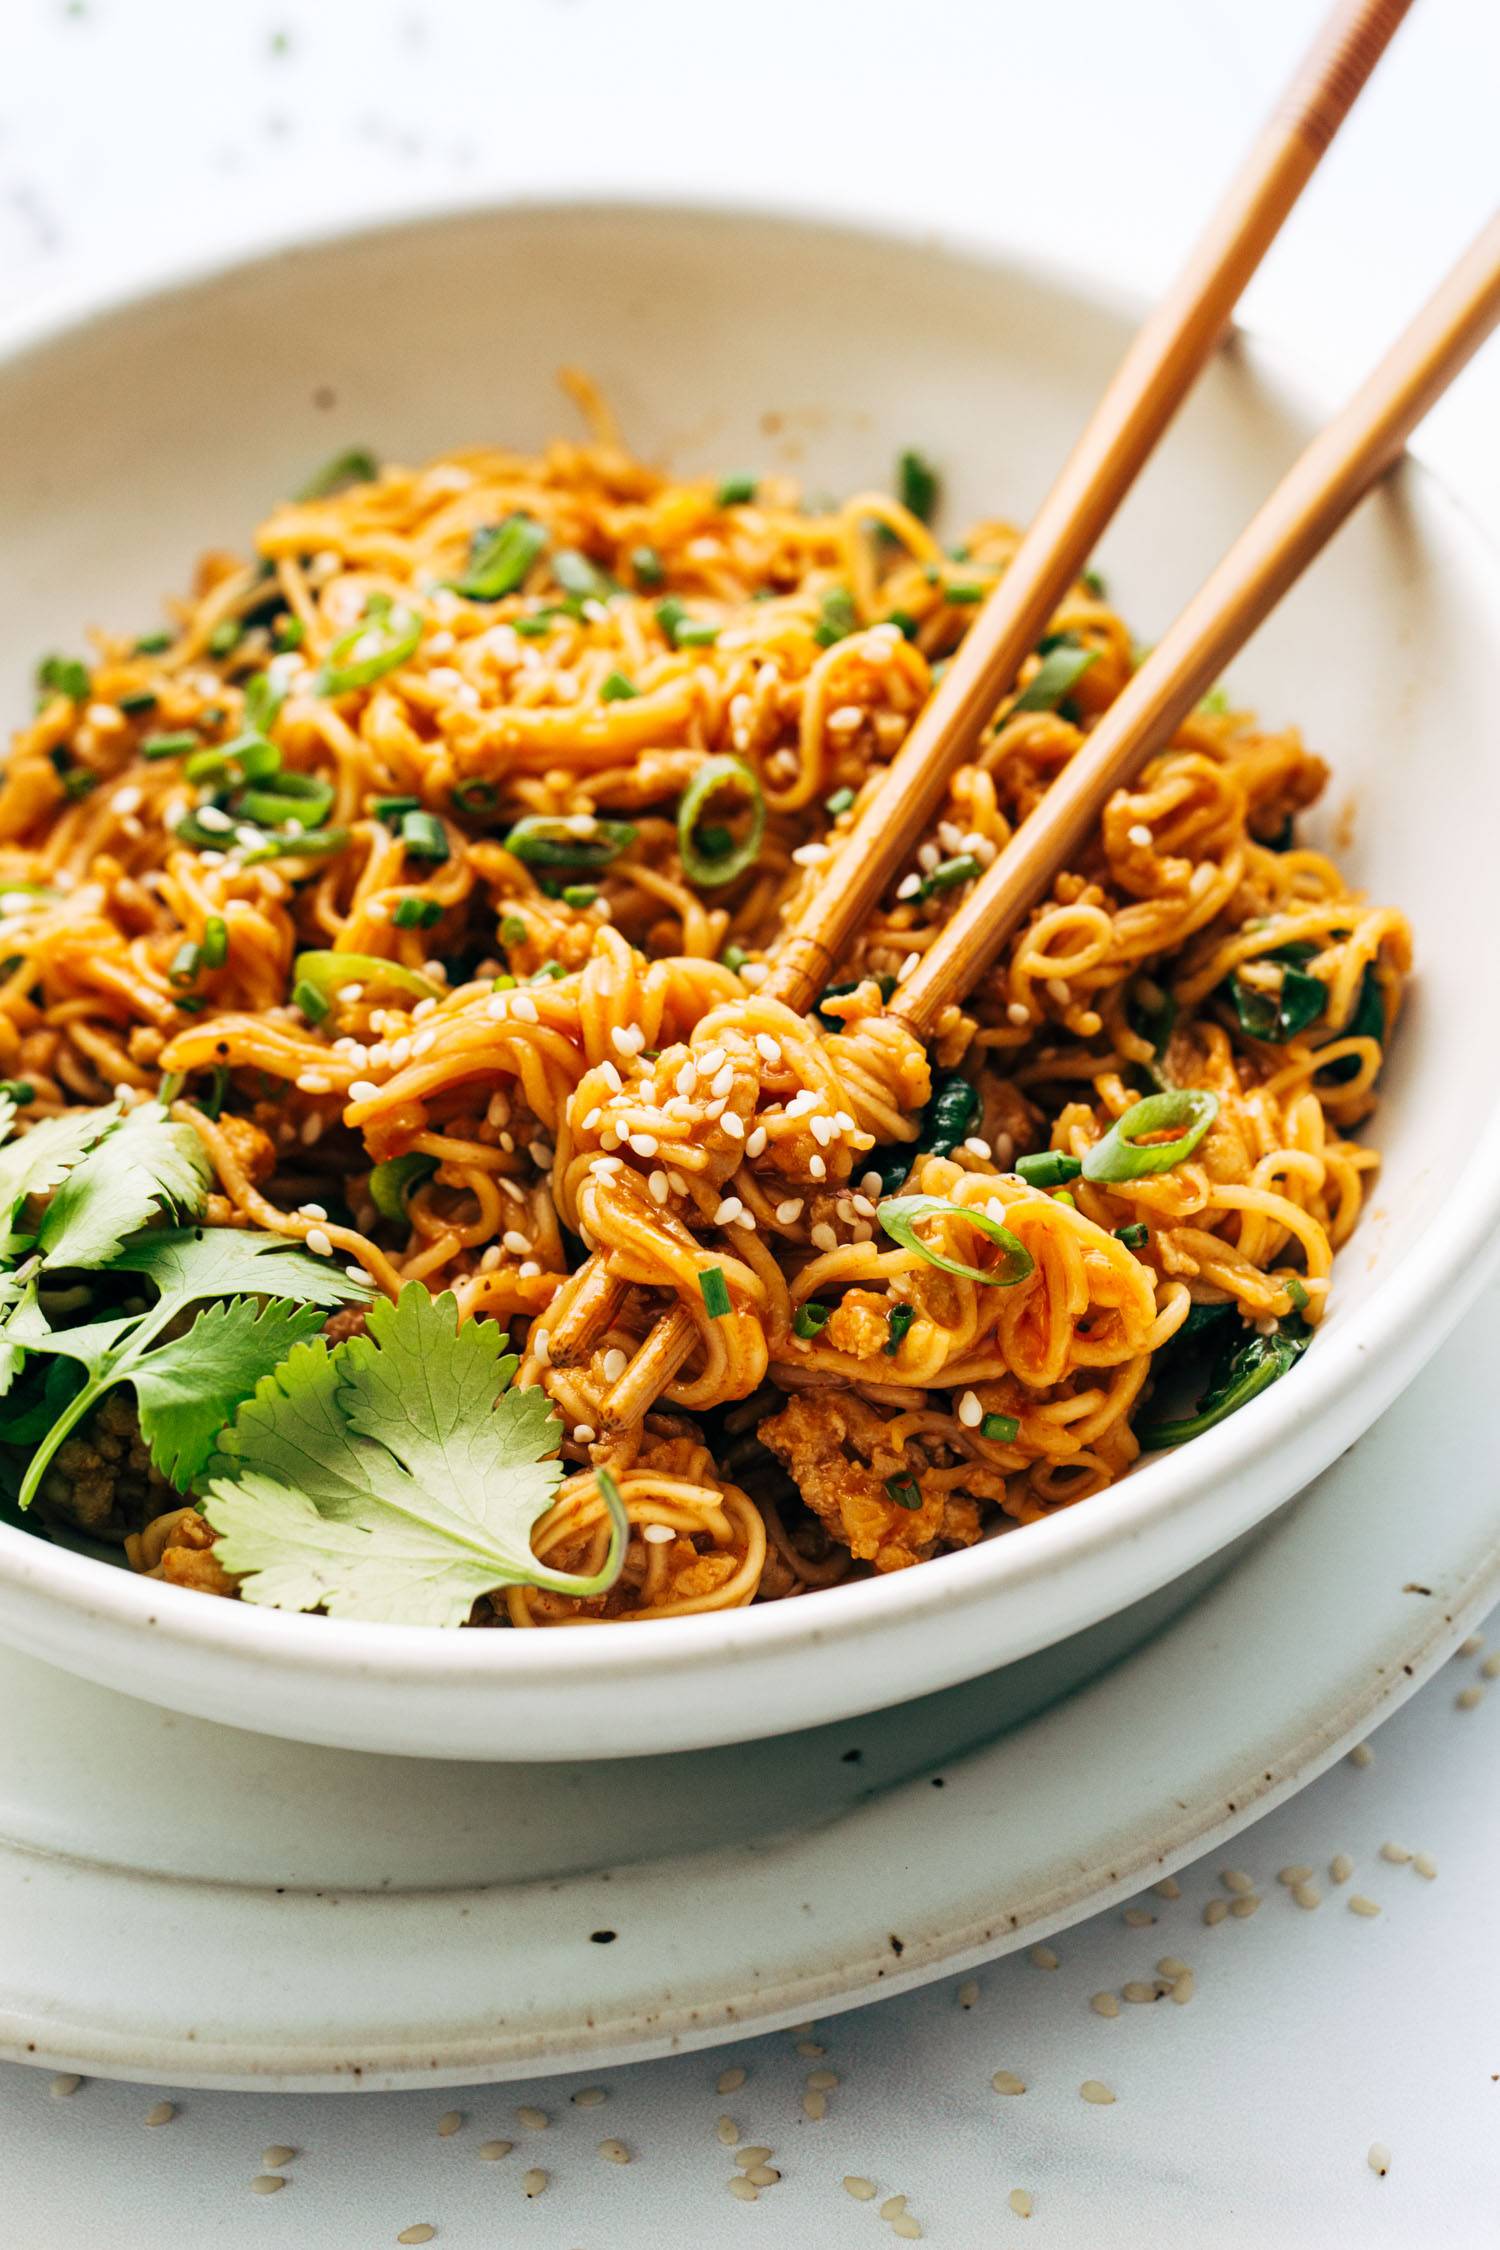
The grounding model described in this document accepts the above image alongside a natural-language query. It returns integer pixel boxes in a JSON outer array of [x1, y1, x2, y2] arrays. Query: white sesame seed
[[1230, 1894, 1260, 1919], [145, 2101, 176, 2127], [1221, 1868, 1255, 1894], [880, 2197, 909, 2221], [1029, 1945, 1059, 1970], [745, 1124, 768, 1159], [843, 2176, 877, 2201], [1154, 1877, 1182, 1900], [522, 2168, 548, 2197], [194, 803, 233, 833], [516, 2105, 548, 2130], [1368, 2143, 1391, 2177], [602, 1348, 628, 1384], [891, 2217, 922, 2241], [572, 1422, 596, 1444], [249, 2175, 286, 2196], [806, 2067, 839, 2091], [599, 2138, 631, 2164], [1121, 1907, 1156, 1928], [899, 951, 921, 982], [808, 1154, 826, 1178], [436, 2109, 463, 2137], [1379, 1842, 1412, 1865], [1413, 1852, 1438, 1879], [304, 1228, 333, 1259], [643, 1522, 674, 1546], [957, 1389, 982, 1428], [895, 873, 922, 901], [261, 2146, 296, 2169], [1457, 1684, 1485, 1710], [347, 1079, 380, 1104], [809, 1222, 838, 1253], [1090, 1991, 1120, 2018], [1293, 1883, 1321, 1910], [510, 991, 539, 1024], [1458, 1635, 1484, 1658], [529, 1138, 554, 1169], [957, 1979, 979, 2008], [716, 2066, 747, 2094], [1009, 2188, 1034, 2219], [1330, 1853, 1354, 1883], [1483, 1654, 1500, 1679], [1128, 822, 1153, 847], [722, 1113, 745, 1140], [49, 2074, 82, 2097], [1156, 1954, 1189, 1979], [1348, 1741, 1374, 1766], [629, 1132, 658, 1158], [716, 2116, 740, 2146], [734, 2146, 774, 2170], [1203, 1898, 1229, 1926], [531, 1328, 551, 1363], [802, 2090, 827, 2121], [775, 1198, 804, 1224], [727, 2177, 758, 2202], [1006, 1000, 1030, 1026], [991, 2071, 1025, 2096], [478, 2140, 513, 2160], [396, 2229, 435, 2246], [1080, 2080, 1116, 2106], [1277, 1865, 1314, 1886], [1349, 1894, 1381, 1917]]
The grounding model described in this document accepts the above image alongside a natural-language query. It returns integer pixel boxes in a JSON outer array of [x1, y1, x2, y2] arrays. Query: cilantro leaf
[[110, 1224, 369, 1309], [204, 1285, 628, 1625], [133, 1297, 333, 1490], [0, 1100, 118, 1239], [38, 1103, 209, 1269]]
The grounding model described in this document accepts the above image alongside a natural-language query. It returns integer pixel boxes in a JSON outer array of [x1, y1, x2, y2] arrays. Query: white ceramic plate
[[1, 200, 1499, 1762], [2, 1281, 1497, 2092]]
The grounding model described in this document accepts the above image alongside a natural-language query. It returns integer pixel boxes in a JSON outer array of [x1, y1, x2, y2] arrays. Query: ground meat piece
[[35, 1389, 173, 1538], [214, 1111, 277, 1185], [128, 1505, 237, 1598], [822, 1289, 894, 1361], [759, 1391, 948, 1573], [322, 1306, 370, 1348]]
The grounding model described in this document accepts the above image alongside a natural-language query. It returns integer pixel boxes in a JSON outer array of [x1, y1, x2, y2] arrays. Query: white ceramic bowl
[[2, 200, 1498, 1762]]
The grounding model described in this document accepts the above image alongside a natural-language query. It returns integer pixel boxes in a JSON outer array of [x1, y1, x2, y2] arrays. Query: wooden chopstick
[[891, 209, 1500, 1040], [762, 0, 1412, 1017]]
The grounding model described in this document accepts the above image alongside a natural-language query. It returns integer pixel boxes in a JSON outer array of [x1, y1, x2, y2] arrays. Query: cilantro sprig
[[203, 1285, 629, 1626]]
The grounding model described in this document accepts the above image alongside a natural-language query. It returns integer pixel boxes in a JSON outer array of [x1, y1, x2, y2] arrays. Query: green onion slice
[[877, 1194, 1034, 1287], [980, 1411, 1019, 1443], [885, 1472, 922, 1511], [449, 513, 547, 601], [241, 825, 351, 864], [239, 773, 335, 829], [884, 1302, 916, 1355], [1081, 1089, 1220, 1183], [292, 949, 441, 1004], [201, 915, 229, 969], [698, 1266, 731, 1319], [793, 1301, 832, 1340], [368, 1151, 439, 1222], [503, 815, 636, 869], [1012, 643, 1099, 714], [314, 598, 422, 696], [553, 548, 616, 605], [392, 896, 443, 930], [1016, 1149, 1082, 1189], [677, 756, 766, 889], [296, 448, 379, 502]]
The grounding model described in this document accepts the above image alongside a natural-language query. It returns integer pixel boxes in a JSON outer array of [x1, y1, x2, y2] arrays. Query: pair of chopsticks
[[584, 0, 1500, 1433]]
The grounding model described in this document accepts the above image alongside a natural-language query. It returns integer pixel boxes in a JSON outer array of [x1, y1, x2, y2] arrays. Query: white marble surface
[[1, 0, 1498, 2240]]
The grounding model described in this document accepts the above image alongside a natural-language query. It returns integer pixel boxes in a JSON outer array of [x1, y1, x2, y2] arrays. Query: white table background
[[1, 0, 1497, 2241]]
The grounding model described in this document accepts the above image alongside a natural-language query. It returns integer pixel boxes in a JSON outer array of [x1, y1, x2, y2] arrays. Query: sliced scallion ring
[[314, 597, 422, 696], [677, 755, 766, 889], [292, 949, 442, 1004], [503, 815, 637, 869], [239, 772, 336, 829], [876, 1194, 1034, 1287], [368, 1151, 439, 1222], [1080, 1088, 1220, 1183]]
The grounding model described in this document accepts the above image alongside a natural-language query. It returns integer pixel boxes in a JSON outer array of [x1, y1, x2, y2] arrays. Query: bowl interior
[[0, 202, 1497, 1755]]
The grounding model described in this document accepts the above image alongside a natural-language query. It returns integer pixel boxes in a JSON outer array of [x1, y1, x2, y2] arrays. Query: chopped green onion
[[118, 689, 158, 715], [239, 825, 352, 865], [242, 671, 285, 737], [897, 449, 939, 523], [372, 793, 421, 821], [553, 548, 616, 605], [1318, 966, 1385, 1086], [944, 582, 986, 605], [1012, 643, 1099, 714], [61, 769, 97, 799], [1053, 1189, 1076, 1208], [368, 1151, 439, 1222], [720, 943, 750, 974], [512, 612, 556, 639], [630, 544, 665, 588], [825, 786, 856, 818], [452, 779, 498, 814], [600, 670, 638, 702], [172, 993, 208, 1012], [207, 619, 242, 658], [1114, 1222, 1149, 1249], [273, 615, 306, 652], [884, 1302, 916, 1355], [132, 630, 173, 656], [1016, 1149, 1082, 1189], [813, 587, 859, 647], [400, 808, 449, 862], [980, 1411, 1020, 1443], [1081, 1089, 1220, 1184], [1081, 567, 1107, 598], [392, 896, 443, 930], [185, 733, 280, 787], [448, 513, 547, 601], [921, 853, 980, 895], [562, 883, 598, 909], [655, 596, 718, 648], [1284, 1275, 1310, 1312], [168, 940, 201, 988], [36, 654, 90, 704], [887, 608, 920, 640], [715, 474, 758, 506], [314, 598, 422, 695], [503, 814, 636, 869], [677, 755, 766, 889], [885, 1472, 922, 1511], [199, 1063, 229, 1121], [793, 1302, 832, 1339], [239, 774, 335, 829], [500, 912, 528, 946], [292, 949, 441, 1004], [698, 1266, 731, 1320], [296, 447, 379, 502], [1227, 943, 1327, 1044], [877, 1193, 1034, 1287], [0, 1080, 35, 1106], [293, 978, 329, 1023], [201, 915, 229, 969]]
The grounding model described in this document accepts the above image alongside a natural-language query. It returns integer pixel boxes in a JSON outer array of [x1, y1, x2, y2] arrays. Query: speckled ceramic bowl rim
[[1, 191, 1499, 1701]]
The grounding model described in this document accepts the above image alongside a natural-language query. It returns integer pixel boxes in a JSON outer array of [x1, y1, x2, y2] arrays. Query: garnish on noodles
[[0, 395, 1410, 1624]]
